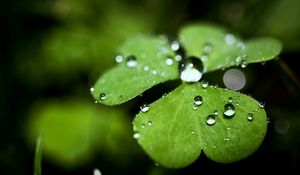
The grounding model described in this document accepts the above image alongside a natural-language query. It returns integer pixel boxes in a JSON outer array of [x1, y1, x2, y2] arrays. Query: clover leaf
[[92, 23, 282, 167]]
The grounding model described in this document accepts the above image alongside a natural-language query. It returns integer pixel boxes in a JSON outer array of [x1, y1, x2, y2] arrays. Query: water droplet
[[148, 121, 152, 126], [144, 66, 149, 71], [247, 112, 254, 122], [225, 33, 236, 45], [258, 101, 265, 108], [203, 42, 213, 53], [94, 101, 98, 104], [228, 97, 233, 103], [191, 130, 195, 135], [193, 104, 199, 110], [165, 58, 174, 66], [119, 95, 124, 100], [213, 145, 217, 149], [140, 103, 149, 112], [151, 70, 157, 75], [133, 132, 141, 139], [99, 93, 107, 100], [237, 42, 245, 50], [213, 110, 219, 116], [200, 54, 209, 62], [193, 95, 203, 106], [223, 103, 235, 118], [224, 137, 230, 141], [154, 162, 160, 166], [126, 55, 138, 68], [201, 81, 208, 88], [179, 56, 204, 82], [171, 41, 180, 51], [241, 60, 247, 68], [175, 55, 182, 62], [115, 55, 123, 63], [141, 124, 145, 128], [90, 87, 94, 94], [235, 56, 242, 65], [206, 115, 216, 126]]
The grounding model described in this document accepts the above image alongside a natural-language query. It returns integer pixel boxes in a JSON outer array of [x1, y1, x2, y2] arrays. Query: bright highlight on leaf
[[133, 83, 267, 168]]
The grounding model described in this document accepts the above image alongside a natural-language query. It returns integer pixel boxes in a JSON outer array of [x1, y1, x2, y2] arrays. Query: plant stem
[[278, 59, 300, 89], [34, 136, 43, 175]]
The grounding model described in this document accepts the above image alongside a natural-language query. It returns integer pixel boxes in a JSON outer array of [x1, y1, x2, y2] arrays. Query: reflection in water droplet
[[258, 101, 265, 108], [99, 93, 107, 100], [165, 58, 174, 66], [171, 41, 180, 51], [194, 95, 203, 106], [180, 56, 204, 82], [214, 110, 219, 116], [247, 112, 254, 122], [148, 121, 152, 126], [223, 103, 235, 118], [140, 103, 149, 112], [203, 42, 213, 53], [175, 55, 183, 62], [133, 132, 141, 139], [206, 115, 216, 126], [90, 87, 94, 94], [144, 66, 149, 71], [126, 55, 138, 68], [201, 81, 208, 88], [115, 55, 123, 63]]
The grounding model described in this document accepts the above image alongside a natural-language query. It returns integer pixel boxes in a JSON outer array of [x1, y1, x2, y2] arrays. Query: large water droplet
[[140, 103, 149, 112], [115, 55, 123, 63], [171, 41, 180, 51], [133, 131, 141, 139], [247, 112, 254, 122], [193, 95, 203, 106], [223, 103, 235, 118], [179, 56, 204, 82], [126, 55, 138, 68], [206, 115, 216, 126], [165, 58, 174, 66], [99, 93, 107, 100], [203, 42, 213, 53]]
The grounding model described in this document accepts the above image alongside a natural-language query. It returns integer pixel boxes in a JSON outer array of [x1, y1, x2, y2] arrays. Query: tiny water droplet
[[203, 42, 213, 53], [140, 103, 149, 112], [267, 117, 271, 124], [241, 60, 247, 68], [94, 101, 98, 104], [201, 81, 208, 88], [141, 124, 145, 128], [206, 115, 216, 126], [191, 130, 195, 135], [213, 145, 217, 149], [200, 54, 209, 62], [228, 97, 233, 103], [175, 55, 182, 62], [180, 56, 204, 82], [90, 87, 94, 94], [115, 55, 123, 63], [193, 104, 199, 110], [126, 55, 138, 68], [99, 93, 107, 100], [171, 40, 180, 51], [148, 121, 152, 126], [247, 112, 254, 122], [155, 162, 160, 166], [225, 33, 236, 45], [224, 137, 230, 141], [235, 56, 242, 65], [151, 70, 157, 75], [193, 95, 203, 106], [165, 58, 174, 66], [213, 110, 219, 116], [258, 101, 265, 108], [144, 66, 149, 71], [133, 132, 141, 139], [227, 127, 231, 130], [223, 103, 235, 118], [237, 42, 245, 50]]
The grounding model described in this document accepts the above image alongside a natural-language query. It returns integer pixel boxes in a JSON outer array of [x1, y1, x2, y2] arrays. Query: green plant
[[91, 23, 282, 168]]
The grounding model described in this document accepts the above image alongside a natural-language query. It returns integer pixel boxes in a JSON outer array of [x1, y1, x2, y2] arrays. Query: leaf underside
[[134, 83, 267, 168], [92, 35, 179, 105]]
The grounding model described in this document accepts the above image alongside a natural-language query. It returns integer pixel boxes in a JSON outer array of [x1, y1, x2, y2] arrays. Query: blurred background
[[1, 0, 300, 174]]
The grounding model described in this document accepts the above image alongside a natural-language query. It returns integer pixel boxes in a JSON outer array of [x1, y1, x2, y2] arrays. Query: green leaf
[[133, 83, 267, 168], [179, 23, 282, 72], [92, 35, 179, 105]]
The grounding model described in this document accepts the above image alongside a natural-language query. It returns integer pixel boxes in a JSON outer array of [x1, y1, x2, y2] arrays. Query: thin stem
[[34, 136, 43, 175], [278, 59, 300, 89]]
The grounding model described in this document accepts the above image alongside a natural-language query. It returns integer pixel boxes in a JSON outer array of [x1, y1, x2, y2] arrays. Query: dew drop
[[179, 56, 204, 82], [193, 104, 199, 111], [90, 87, 94, 94], [225, 33, 236, 45], [201, 81, 208, 88], [141, 124, 145, 128], [140, 103, 149, 112], [206, 115, 216, 126], [144, 66, 149, 71], [224, 137, 230, 141], [99, 93, 107, 100], [258, 101, 265, 108], [191, 130, 195, 135], [193, 95, 203, 106], [201, 54, 209, 62], [133, 132, 141, 139], [165, 58, 174, 66], [175, 55, 183, 62], [223, 103, 235, 118], [148, 121, 152, 126], [213, 145, 217, 149], [171, 41, 180, 51], [247, 112, 254, 122], [126, 55, 138, 68], [228, 97, 233, 103], [213, 110, 219, 116], [94, 101, 98, 104], [115, 55, 123, 63], [203, 42, 213, 53], [241, 60, 248, 68], [235, 56, 242, 65], [151, 70, 157, 75]]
